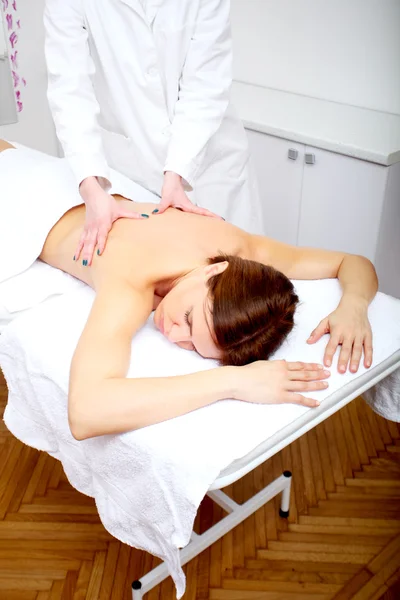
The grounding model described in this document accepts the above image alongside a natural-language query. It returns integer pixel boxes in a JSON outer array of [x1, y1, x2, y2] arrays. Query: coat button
[[147, 67, 158, 77]]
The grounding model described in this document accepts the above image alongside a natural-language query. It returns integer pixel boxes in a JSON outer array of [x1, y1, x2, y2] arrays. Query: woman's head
[[207, 255, 299, 365], [154, 254, 299, 364]]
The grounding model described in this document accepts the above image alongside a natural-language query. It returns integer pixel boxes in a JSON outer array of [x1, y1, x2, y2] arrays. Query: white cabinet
[[246, 128, 399, 297], [298, 147, 387, 261], [374, 162, 400, 299], [247, 130, 303, 245]]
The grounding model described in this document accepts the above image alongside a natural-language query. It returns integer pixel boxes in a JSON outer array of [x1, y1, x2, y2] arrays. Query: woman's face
[[153, 262, 228, 359]]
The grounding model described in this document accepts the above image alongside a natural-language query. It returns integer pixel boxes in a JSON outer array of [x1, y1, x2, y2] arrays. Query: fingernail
[[323, 381, 329, 387], [325, 360, 331, 367], [82, 259, 87, 266], [315, 401, 320, 407], [366, 362, 371, 368], [317, 364, 324, 369], [323, 370, 330, 376], [339, 365, 345, 373], [73, 256, 76, 261], [97, 249, 100, 256], [152, 209, 159, 214], [141, 213, 149, 218]]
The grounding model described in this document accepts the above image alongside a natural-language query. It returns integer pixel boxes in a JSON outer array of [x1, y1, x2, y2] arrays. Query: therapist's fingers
[[81, 229, 98, 266], [189, 206, 223, 219], [116, 208, 149, 220], [155, 199, 223, 219], [182, 203, 224, 219], [73, 230, 87, 262], [153, 202, 169, 215], [96, 226, 110, 257]]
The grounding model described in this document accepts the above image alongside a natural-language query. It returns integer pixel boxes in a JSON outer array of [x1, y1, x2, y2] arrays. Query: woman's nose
[[168, 324, 191, 344]]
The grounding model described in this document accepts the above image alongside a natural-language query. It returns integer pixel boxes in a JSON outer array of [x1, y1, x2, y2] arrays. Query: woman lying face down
[[0, 140, 378, 439], [154, 255, 299, 365]]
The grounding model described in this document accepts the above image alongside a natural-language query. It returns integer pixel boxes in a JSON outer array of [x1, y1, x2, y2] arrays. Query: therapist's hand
[[156, 171, 222, 219], [76, 177, 146, 265], [307, 297, 373, 374]]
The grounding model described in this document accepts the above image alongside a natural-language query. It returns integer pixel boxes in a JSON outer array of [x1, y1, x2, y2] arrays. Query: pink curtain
[[2, 0, 26, 112]]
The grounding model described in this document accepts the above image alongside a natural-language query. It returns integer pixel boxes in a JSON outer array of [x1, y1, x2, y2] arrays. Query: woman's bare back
[[40, 196, 251, 296], [0, 138, 254, 300]]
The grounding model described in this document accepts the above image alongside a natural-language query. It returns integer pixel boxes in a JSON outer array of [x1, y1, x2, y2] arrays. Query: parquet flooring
[[0, 368, 399, 600]]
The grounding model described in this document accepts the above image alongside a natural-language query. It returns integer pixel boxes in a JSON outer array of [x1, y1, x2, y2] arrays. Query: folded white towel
[[0, 261, 84, 313], [0, 144, 157, 286], [1, 278, 400, 598], [363, 371, 400, 422]]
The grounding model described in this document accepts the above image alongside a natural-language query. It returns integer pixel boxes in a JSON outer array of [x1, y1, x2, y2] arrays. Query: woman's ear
[[204, 260, 229, 280]]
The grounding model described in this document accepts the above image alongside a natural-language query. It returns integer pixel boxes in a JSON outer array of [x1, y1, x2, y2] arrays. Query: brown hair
[[207, 255, 299, 366]]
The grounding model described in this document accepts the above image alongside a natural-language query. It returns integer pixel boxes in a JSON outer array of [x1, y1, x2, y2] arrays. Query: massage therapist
[[44, 0, 263, 264]]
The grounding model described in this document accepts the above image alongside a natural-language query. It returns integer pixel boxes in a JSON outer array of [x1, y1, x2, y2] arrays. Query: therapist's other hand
[[307, 298, 373, 373], [235, 360, 329, 408], [76, 176, 145, 265], [157, 171, 222, 219]]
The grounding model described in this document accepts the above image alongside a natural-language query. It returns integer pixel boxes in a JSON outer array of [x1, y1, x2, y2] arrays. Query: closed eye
[[184, 309, 193, 336]]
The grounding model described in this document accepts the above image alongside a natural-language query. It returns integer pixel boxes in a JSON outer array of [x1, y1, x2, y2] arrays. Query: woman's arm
[[68, 280, 234, 439], [68, 279, 329, 440], [305, 253, 377, 372], [253, 237, 378, 372], [254, 237, 378, 305]]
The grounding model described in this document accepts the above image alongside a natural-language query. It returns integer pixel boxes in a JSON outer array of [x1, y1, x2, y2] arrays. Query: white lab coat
[[44, 0, 263, 233]]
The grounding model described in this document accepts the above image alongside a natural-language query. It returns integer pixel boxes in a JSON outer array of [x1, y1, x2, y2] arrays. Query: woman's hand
[[307, 297, 373, 373], [76, 177, 146, 265], [156, 171, 222, 218], [235, 360, 330, 408]]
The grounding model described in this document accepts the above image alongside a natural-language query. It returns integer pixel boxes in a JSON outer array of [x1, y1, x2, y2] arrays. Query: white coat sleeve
[[163, 0, 232, 188], [44, 0, 111, 188]]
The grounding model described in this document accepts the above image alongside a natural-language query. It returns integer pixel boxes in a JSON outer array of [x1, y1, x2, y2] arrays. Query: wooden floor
[[0, 370, 399, 600]]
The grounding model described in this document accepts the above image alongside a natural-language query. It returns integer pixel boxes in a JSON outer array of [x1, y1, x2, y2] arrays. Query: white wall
[[231, 0, 400, 115], [2, 0, 399, 154], [0, 0, 58, 154]]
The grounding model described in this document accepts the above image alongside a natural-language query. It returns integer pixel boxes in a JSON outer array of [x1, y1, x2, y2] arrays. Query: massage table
[[0, 144, 399, 599], [1, 265, 399, 600]]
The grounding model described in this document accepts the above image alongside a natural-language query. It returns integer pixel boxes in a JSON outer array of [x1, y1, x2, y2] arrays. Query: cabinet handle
[[288, 148, 298, 161], [305, 153, 316, 165]]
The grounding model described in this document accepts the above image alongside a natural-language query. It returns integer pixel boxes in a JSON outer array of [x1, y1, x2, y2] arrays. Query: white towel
[[363, 371, 400, 422], [1, 277, 400, 598], [0, 144, 158, 285], [0, 260, 84, 313]]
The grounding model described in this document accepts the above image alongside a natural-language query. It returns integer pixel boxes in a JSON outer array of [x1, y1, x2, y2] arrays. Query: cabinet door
[[246, 129, 303, 245], [374, 162, 400, 299], [298, 146, 388, 261]]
